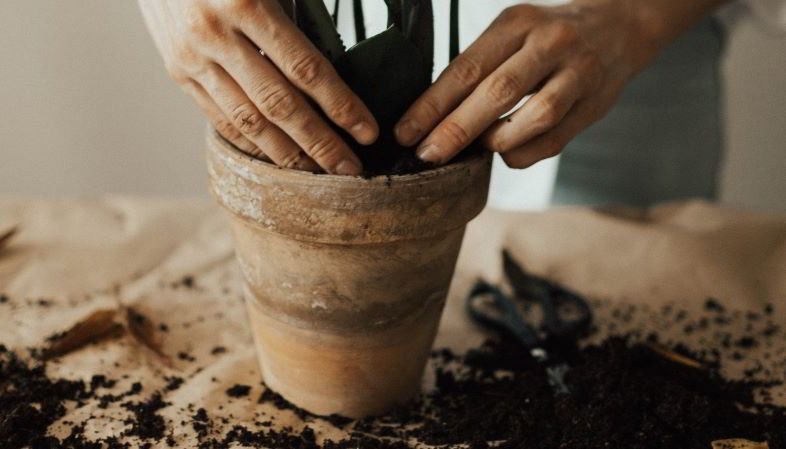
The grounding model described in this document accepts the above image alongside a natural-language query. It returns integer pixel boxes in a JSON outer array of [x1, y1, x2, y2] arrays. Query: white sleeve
[[744, 0, 786, 32]]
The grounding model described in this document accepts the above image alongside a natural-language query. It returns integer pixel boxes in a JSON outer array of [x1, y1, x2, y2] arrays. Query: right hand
[[138, 0, 378, 175]]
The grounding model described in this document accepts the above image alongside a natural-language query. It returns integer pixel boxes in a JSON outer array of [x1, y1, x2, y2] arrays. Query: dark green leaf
[[450, 0, 460, 61], [353, 0, 366, 41], [296, 0, 345, 61], [384, 0, 403, 28], [295, 0, 436, 172], [336, 25, 429, 167], [331, 0, 340, 25], [337, 25, 428, 122], [401, 0, 434, 82]]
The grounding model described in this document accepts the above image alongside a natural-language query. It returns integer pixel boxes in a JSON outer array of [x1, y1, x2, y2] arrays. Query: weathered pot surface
[[207, 129, 491, 418]]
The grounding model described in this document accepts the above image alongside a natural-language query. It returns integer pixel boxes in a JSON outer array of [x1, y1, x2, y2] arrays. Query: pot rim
[[209, 128, 491, 186]]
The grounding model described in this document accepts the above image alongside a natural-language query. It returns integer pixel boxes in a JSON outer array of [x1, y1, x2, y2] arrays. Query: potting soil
[[2, 289, 784, 449], [353, 140, 483, 176]]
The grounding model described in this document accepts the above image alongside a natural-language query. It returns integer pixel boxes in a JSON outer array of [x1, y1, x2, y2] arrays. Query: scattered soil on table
[[163, 376, 184, 392], [225, 384, 251, 398], [210, 346, 226, 355], [177, 351, 196, 362], [1, 290, 785, 448], [179, 275, 196, 289], [122, 392, 169, 441], [0, 344, 89, 448], [376, 336, 785, 449]]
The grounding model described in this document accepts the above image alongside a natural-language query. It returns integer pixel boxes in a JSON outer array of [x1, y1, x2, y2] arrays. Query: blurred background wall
[[1, 1, 784, 211]]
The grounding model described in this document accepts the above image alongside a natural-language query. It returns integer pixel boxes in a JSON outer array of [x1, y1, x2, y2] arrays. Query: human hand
[[395, 0, 724, 169], [138, 0, 379, 175]]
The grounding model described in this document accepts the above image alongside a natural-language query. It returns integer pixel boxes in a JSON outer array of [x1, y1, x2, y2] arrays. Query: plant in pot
[[206, 0, 491, 418]]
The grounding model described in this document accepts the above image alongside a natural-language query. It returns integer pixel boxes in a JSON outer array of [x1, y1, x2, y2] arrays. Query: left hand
[[393, 0, 671, 168]]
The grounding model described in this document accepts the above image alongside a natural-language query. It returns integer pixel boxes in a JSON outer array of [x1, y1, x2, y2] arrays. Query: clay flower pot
[[206, 130, 491, 418]]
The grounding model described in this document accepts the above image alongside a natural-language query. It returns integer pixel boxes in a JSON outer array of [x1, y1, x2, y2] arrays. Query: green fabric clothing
[[552, 18, 726, 207]]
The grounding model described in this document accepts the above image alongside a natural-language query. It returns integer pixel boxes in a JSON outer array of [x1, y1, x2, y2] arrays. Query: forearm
[[633, 0, 730, 48], [565, 0, 729, 73]]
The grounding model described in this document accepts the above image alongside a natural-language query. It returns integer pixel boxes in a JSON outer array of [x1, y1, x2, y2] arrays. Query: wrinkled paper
[[1, 196, 784, 447]]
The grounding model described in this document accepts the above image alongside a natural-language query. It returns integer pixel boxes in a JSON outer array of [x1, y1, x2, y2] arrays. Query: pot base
[[246, 292, 444, 418]]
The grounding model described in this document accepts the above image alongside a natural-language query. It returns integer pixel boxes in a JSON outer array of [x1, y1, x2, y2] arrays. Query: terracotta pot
[[206, 130, 491, 418]]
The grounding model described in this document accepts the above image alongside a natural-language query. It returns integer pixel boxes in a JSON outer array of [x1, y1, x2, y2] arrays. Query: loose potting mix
[[2, 268, 784, 448]]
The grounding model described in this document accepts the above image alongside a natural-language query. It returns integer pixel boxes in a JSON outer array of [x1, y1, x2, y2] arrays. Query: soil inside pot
[[352, 140, 484, 177], [358, 145, 434, 176], [302, 118, 486, 177]]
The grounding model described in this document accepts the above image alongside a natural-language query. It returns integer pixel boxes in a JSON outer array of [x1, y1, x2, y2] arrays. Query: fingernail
[[295, 156, 321, 173], [416, 143, 442, 163], [395, 119, 422, 146], [351, 121, 377, 145], [334, 159, 362, 176]]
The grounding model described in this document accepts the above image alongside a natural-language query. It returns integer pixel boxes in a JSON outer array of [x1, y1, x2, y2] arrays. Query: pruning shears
[[466, 251, 593, 394]]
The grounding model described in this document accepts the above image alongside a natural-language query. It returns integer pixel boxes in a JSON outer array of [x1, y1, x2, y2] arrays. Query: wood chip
[[42, 309, 124, 360], [0, 225, 18, 253], [40, 304, 172, 366], [645, 342, 705, 370], [712, 439, 770, 449], [125, 306, 170, 365]]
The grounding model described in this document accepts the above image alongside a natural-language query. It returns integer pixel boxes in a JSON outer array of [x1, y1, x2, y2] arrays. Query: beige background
[[1, 1, 785, 211]]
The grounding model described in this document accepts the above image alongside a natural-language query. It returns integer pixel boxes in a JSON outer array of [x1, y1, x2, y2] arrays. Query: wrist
[[627, 1, 675, 71], [559, 0, 658, 76], [629, 0, 728, 56], [567, 0, 726, 73]]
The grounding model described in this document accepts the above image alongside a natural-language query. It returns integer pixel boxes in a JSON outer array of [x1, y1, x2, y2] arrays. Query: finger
[[501, 100, 603, 169], [484, 53, 603, 153], [415, 23, 577, 164], [482, 73, 579, 154], [196, 64, 320, 172], [213, 38, 363, 175], [181, 79, 263, 158], [394, 13, 528, 146], [234, 2, 378, 145]]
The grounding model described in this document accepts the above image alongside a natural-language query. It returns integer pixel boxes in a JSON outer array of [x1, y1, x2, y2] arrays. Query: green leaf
[[400, 0, 434, 82], [353, 0, 366, 41], [337, 26, 428, 126], [335, 25, 429, 165], [383, 0, 402, 28], [296, 0, 345, 62], [295, 0, 436, 172], [331, 0, 340, 25], [450, 0, 459, 61]]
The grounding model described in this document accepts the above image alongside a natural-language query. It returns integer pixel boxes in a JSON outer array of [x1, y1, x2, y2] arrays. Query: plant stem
[[449, 0, 459, 61], [353, 0, 366, 41], [332, 0, 340, 25]]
